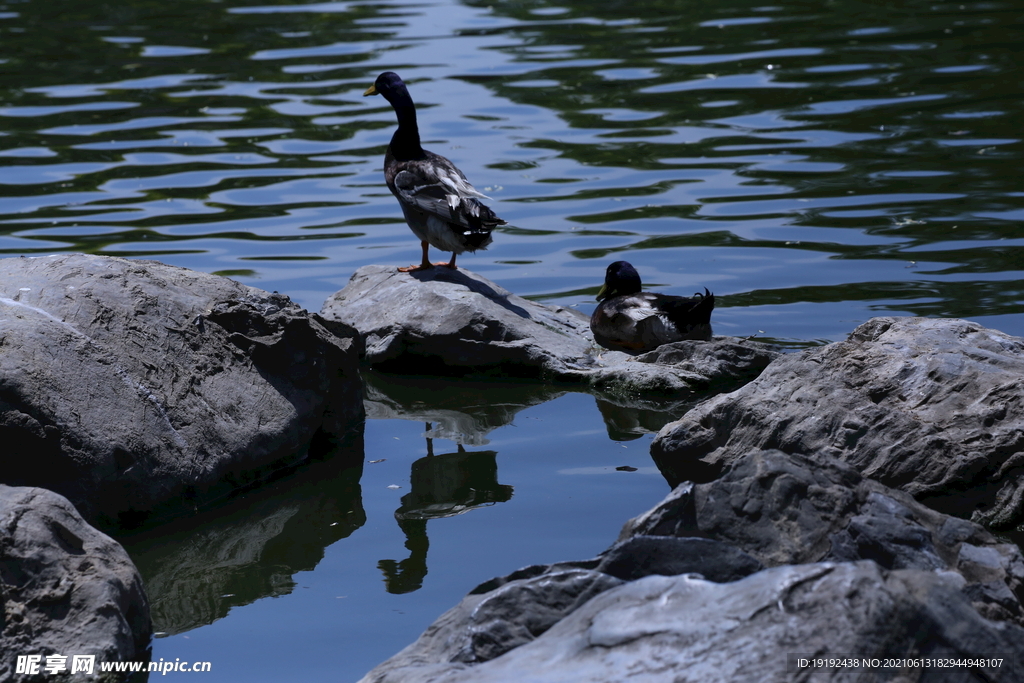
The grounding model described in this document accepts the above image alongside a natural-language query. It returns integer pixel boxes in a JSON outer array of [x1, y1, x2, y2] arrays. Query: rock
[[357, 441, 1024, 682], [0, 485, 151, 682], [320, 265, 591, 377], [623, 449, 1024, 624], [650, 316, 1024, 528], [360, 561, 1024, 683], [587, 336, 781, 397], [0, 254, 363, 525], [593, 535, 762, 583], [426, 569, 625, 668], [321, 265, 779, 398], [359, 534, 761, 683]]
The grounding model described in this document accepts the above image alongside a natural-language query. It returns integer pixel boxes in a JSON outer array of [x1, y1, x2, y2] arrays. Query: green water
[[2, 0, 1023, 679]]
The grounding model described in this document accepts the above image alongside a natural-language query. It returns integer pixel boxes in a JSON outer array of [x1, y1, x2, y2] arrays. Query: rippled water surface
[[3, 0, 1023, 679]]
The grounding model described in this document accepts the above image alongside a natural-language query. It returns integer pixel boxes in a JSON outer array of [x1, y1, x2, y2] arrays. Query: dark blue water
[[123, 390, 668, 680], [2, 0, 1023, 679]]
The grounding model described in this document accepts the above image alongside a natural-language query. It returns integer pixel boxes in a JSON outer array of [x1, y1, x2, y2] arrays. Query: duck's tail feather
[[458, 198, 504, 250], [463, 197, 506, 230], [659, 289, 715, 329]]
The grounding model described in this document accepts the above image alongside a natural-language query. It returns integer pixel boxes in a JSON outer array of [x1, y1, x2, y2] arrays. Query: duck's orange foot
[[432, 261, 457, 269], [397, 263, 433, 273]]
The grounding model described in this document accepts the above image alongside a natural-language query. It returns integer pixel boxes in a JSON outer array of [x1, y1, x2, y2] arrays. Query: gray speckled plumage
[[591, 261, 714, 352]]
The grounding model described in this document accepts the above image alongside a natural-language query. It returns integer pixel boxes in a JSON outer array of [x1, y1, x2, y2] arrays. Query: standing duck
[[363, 71, 505, 272], [591, 261, 715, 352]]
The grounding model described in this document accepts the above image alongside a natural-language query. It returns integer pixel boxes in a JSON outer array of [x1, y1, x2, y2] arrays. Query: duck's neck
[[388, 97, 425, 161]]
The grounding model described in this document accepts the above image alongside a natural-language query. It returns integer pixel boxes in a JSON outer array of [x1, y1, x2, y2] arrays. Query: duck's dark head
[[597, 260, 643, 301], [364, 71, 412, 107], [363, 71, 423, 158]]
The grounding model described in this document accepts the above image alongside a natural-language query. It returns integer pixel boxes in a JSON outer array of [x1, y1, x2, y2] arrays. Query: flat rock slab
[[624, 448, 1024, 625], [0, 485, 151, 682], [0, 254, 363, 525], [651, 316, 1024, 528], [360, 561, 1024, 683], [321, 265, 779, 397]]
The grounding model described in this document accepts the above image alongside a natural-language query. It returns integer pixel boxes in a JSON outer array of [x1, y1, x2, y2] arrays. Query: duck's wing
[[591, 297, 661, 350], [389, 155, 505, 231], [592, 291, 715, 351]]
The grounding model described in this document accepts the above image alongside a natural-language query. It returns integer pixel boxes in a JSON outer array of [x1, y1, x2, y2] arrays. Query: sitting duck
[[590, 260, 715, 352], [364, 71, 505, 272]]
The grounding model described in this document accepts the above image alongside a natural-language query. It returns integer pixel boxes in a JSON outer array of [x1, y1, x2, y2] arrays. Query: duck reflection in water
[[379, 424, 513, 594]]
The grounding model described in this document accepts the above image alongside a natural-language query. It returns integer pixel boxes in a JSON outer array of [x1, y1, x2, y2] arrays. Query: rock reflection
[[594, 396, 699, 442], [118, 443, 365, 636], [363, 369, 566, 445], [364, 365, 701, 452], [380, 437, 513, 594]]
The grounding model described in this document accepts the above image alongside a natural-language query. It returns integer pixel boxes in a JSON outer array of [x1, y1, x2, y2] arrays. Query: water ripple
[[0, 0, 1020, 343]]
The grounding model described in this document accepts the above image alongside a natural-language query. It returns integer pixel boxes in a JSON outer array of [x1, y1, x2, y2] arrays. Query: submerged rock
[[0, 254, 363, 525], [321, 265, 779, 398], [0, 485, 151, 682], [651, 316, 1024, 528]]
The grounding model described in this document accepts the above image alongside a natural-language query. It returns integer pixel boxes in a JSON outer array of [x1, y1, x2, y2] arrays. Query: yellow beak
[[596, 284, 608, 301], [363, 84, 378, 96]]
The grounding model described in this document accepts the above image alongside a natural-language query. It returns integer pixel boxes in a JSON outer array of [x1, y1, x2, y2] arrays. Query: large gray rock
[[1, 485, 151, 682], [361, 561, 1024, 683], [374, 568, 625, 675], [623, 449, 1024, 624], [651, 316, 1024, 528], [321, 265, 779, 397], [0, 254, 363, 525], [359, 535, 761, 682]]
